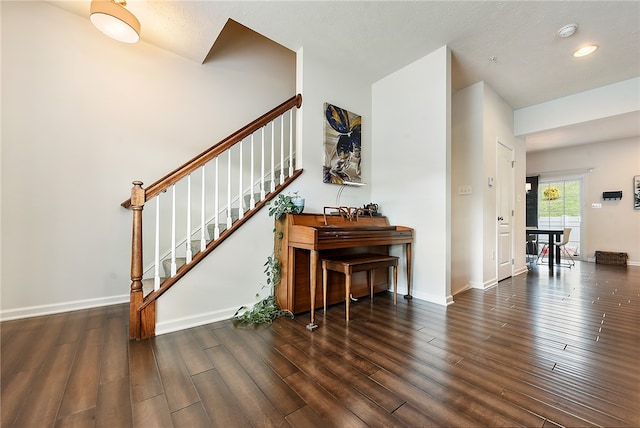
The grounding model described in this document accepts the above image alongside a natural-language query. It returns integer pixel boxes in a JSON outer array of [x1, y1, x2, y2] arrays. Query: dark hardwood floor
[[2, 261, 639, 427]]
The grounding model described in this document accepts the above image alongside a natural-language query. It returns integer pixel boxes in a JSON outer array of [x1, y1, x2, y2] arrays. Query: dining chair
[[525, 233, 538, 268], [538, 227, 575, 267]]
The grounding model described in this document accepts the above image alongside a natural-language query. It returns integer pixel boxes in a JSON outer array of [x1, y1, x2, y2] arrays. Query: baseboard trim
[[410, 289, 452, 306], [155, 306, 239, 336], [470, 279, 498, 290], [0, 294, 129, 322], [514, 266, 528, 276]]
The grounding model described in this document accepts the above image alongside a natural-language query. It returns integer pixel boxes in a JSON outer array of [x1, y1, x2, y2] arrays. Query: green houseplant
[[267, 192, 304, 220], [232, 192, 303, 327]]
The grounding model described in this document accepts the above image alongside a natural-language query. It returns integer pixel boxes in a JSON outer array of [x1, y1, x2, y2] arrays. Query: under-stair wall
[[124, 95, 303, 339]]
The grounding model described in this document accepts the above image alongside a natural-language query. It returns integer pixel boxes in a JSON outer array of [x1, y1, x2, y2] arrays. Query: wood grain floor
[[2, 261, 639, 427]]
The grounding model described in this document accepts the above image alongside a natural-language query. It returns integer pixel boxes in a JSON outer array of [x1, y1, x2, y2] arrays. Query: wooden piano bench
[[321, 253, 399, 322]]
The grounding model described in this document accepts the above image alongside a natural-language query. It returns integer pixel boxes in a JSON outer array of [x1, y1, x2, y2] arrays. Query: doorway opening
[[537, 178, 582, 260]]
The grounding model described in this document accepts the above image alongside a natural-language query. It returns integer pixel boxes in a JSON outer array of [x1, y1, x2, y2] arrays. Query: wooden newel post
[[129, 181, 145, 340]]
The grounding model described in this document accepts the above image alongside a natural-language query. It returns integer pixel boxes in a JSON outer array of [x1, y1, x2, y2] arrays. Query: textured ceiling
[[49, 1, 640, 151]]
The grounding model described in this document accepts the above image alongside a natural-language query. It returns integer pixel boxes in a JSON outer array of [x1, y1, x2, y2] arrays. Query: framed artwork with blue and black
[[323, 103, 362, 185]]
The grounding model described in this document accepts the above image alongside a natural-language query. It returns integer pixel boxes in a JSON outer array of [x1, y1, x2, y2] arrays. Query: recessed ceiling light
[[573, 45, 598, 57], [558, 24, 578, 38]]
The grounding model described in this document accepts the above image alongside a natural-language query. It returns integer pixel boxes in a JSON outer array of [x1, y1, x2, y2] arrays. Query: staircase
[[122, 95, 303, 340]]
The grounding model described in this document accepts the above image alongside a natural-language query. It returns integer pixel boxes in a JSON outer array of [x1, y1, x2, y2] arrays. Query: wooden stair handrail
[[121, 94, 302, 208], [135, 169, 303, 314]]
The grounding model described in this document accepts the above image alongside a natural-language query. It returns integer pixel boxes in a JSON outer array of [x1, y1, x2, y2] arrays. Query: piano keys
[[274, 212, 414, 330]]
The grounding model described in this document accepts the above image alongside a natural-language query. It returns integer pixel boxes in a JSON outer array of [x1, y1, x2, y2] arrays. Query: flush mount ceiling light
[[573, 45, 598, 58], [90, 0, 140, 43], [558, 23, 578, 38]]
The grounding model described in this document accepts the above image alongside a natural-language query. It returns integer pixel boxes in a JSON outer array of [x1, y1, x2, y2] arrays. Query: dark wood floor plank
[[13, 342, 77, 428], [189, 324, 221, 350], [361, 342, 531, 427], [1, 369, 38, 427], [174, 329, 214, 376], [129, 338, 164, 404], [390, 402, 441, 427], [84, 306, 108, 330], [275, 342, 405, 426], [54, 407, 96, 428], [0, 318, 25, 347], [213, 326, 306, 416], [1, 262, 637, 428], [240, 324, 302, 378], [170, 402, 212, 427], [298, 342, 404, 414], [55, 309, 88, 345], [95, 376, 133, 428], [132, 394, 173, 428], [192, 367, 251, 427], [457, 346, 636, 426], [57, 326, 104, 418], [285, 405, 329, 428], [1, 312, 67, 376], [100, 315, 129, 384], [369, 368, 480, 427], [282, 371, 369, 428], [151, 333, 201, 413], [204, 344, 290, 427], [500, 387, 600, 428]]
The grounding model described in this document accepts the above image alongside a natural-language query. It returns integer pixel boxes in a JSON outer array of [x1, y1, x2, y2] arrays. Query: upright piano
[[275, 211, 414, 329]]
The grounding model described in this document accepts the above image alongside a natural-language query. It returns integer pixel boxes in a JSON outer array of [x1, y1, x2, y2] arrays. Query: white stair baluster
[[238, 140, 244, 219], [185, 174, 193, 264], [250, 134, 255, 209], [289, 109, 294, 174], [214, 157, 220, 239], [280, 115, 285, 184], [226, 150, 232, 229], [260, 127, 265, 200], [270, 121, 275, 192], [154, 196, 160, 291], [200, 165, 206, 252], [170, 184, 177, 277]]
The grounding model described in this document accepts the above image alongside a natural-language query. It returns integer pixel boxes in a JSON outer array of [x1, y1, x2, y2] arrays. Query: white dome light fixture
[[558, 23, 578, 38], [90, 0, 140, 44], [573, 45, 598, 58]]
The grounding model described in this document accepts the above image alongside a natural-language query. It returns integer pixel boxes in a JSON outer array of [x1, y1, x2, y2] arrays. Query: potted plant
[[267, 192, 304, 220], [232, 192, 303, 327]]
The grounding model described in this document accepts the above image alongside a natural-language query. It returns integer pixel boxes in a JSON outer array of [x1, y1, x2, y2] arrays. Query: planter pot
[[292, 198, 305, 214]]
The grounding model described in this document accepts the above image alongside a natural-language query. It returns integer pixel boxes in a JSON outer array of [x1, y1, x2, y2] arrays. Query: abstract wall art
[[323, 103, 361, 185]]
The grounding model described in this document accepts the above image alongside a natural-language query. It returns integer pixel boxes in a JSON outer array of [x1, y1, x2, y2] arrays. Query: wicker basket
[[595, 251, 628, 266]]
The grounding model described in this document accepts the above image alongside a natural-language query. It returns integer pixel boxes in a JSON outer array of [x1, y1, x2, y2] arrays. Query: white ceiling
[[50, 1, 640, 152]]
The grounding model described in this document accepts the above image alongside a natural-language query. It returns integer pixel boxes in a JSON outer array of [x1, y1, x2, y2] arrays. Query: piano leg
[[404, 242, 413, 299], [306, 249, 319, 331]]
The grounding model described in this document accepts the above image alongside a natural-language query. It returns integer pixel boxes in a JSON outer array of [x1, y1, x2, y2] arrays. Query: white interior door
[[497, 142, 513, 281]]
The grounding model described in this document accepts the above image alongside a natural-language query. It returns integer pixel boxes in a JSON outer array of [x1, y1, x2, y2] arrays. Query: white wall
[[371, 46, 452, 305], [0, 1, 295, 322], [451, 83, 484, 294], [451, 81, 526, 294], [526, 138, 640, 265], [482, 83, 527, 282], [293, 47, 373, 212], [515, 77, 640, 136]]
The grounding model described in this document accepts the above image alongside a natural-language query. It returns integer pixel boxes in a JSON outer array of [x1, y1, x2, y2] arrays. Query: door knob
[[498, 216, 504, 221]]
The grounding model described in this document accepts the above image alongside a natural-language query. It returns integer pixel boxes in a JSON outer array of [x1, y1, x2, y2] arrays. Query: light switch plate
[[458, 186, 472, 195]]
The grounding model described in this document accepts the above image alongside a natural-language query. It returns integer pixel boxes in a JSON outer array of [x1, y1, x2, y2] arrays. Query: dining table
[[525, 229, 564, 270]]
